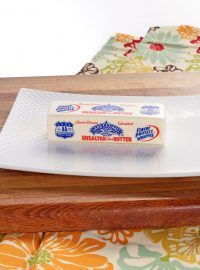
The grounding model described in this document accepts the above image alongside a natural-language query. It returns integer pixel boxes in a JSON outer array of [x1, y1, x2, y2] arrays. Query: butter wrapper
[[47, 101, 166, 144]]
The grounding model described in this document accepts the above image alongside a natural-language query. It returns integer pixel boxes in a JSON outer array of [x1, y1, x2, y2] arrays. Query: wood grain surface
[[0, 72, 200, 233]]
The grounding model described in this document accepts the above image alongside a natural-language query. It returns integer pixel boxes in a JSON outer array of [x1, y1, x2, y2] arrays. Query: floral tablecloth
[[0, 25, 199, 269], [78, 25, 200, 75]]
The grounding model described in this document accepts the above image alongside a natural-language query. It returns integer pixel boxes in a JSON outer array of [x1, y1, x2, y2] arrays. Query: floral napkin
[[78, 25, 200, 74]]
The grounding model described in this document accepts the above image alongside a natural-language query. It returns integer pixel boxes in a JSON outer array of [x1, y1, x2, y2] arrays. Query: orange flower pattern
[[177, 25, 200, 40], [115, 33, 134, 43], [144, 227, 200, 265], [28, 232, 113, 269], [0, 233, 42, 269], [97, 229, 141, 245]]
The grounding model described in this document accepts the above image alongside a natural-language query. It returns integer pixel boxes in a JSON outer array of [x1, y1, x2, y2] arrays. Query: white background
[[0, 0, 199, 77]]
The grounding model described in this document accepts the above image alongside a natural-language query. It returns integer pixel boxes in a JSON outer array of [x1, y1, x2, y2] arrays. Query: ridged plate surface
[[0, 88, 199, 177]]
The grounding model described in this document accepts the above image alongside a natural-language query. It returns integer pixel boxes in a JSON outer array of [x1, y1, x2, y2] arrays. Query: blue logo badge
[[91, 104, 124, 112], [140, 105, 160, 115], [90, 121, 124, 137], [55, 122, 74, 139], [135, 125, 159, 142], [56, 104, 80, 112]]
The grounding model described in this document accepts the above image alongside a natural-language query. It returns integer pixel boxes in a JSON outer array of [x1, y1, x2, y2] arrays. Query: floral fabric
[[0, 25, 199, 269], [79, 25, 200, 74], [0, 227, 199, 269]]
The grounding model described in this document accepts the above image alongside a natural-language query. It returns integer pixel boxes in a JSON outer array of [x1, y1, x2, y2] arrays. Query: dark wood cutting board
[[0, 72, 200, 233]]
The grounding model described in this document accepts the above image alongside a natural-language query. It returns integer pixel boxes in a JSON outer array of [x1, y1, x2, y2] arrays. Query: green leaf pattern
[[118, 245, 200, 270]]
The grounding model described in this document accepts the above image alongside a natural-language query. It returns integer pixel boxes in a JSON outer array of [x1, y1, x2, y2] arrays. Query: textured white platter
[[0, 88, 199, 178]]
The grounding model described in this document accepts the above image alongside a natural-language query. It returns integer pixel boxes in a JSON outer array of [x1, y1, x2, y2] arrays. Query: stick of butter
[[47, 101, 166, 144]]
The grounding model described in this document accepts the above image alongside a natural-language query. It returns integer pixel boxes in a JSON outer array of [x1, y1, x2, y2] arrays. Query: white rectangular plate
[[0, 88, 199, 178]]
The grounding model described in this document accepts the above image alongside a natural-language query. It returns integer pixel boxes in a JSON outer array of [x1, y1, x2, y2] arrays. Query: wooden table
[[0, 72, 200, 233]]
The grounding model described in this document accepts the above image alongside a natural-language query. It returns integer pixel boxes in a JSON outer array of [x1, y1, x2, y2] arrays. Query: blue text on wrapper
[[135, 125, 159, 142]]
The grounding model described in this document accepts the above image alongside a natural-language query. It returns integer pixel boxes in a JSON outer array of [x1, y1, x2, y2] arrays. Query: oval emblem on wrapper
[[56, 104, 80, 112], [140, 105, 160, 115], [135, 125, 159, 142], [91, 104, 124, 112]]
